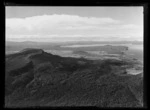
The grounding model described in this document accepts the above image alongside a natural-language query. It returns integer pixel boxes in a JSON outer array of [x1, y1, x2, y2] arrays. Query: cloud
[[6, 14, 143, 41], [6, 14, 120, 31], [121, 24, 140, 29]]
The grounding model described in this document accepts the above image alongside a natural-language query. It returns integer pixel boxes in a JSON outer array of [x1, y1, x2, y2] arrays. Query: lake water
[[125, 45, 143, 63], [6, 51, 19, 55], [6, 44, 143, 63], [61, 43, 143, 49]]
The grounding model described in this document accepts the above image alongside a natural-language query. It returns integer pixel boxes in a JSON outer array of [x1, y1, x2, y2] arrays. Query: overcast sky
[[6, 6, 143, 42]]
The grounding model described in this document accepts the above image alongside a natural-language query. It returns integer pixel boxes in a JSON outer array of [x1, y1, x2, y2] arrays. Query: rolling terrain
[[5, 48, 143, 107], [5, 41, 143, 62]]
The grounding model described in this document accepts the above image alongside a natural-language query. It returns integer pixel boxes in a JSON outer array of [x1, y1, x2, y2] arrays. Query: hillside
[[5, 48, 143, 107]]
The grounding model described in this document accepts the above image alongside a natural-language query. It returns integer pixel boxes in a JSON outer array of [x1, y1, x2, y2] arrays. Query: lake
[[6, 44, 143, 63]]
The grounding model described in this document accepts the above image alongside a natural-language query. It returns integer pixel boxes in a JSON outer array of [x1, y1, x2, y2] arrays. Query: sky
[[6, 6, 143, 42]]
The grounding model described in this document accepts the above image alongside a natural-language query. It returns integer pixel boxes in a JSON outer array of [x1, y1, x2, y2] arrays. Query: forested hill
[[5, 48, 143, 107]]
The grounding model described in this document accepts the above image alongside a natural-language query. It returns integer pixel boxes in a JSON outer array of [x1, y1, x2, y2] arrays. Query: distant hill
[[5, 48, 143, 107], [72, 50, 91, 56], [5, 40, 142, 52], [6, 40, 143, 45]]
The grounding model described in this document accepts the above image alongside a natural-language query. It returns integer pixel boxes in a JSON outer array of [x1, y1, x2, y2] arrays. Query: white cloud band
[[6, 14, 143, 41]]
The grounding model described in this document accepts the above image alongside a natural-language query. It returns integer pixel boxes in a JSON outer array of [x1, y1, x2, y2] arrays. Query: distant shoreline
[[61, 43, 143, 49]]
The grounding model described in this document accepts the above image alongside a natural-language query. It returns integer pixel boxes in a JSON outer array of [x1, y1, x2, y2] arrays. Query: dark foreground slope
[[5, 48, 143, 107]]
